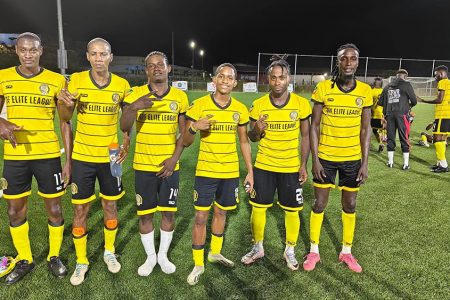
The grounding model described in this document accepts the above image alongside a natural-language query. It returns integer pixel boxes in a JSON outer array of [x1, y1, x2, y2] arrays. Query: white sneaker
[[207, 253, 235, 267], [103, 251, 121, 273], [283, 249, 299, 271], [241, 243, 264, 265], [187, 266, 205, 286], [157, 254, 176, 274], [70, 263, 88, 286], [138, 254, 157, 277]]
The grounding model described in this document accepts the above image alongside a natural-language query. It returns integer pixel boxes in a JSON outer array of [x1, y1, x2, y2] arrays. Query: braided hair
[[266, 54, 291, 76], [144, 51, 169, 66], [331, 43, 360, 88]]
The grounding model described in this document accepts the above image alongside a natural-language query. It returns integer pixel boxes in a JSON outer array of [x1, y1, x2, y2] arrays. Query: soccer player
[[120, 51, 188, 276], [241, 57, 311, 271], [418, 65, 450, 173], [303, 44, 372, 273], [378, 69, 417, 170], [183, 63, 253, 285], [0, 32, 72, 284], [57, 38, 131, 285], [371, 78, 386, 152]]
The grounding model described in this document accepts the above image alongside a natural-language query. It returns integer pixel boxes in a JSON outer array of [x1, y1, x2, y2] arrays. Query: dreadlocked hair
[[266, 54, 291, 76], [331, 43, 360, 88]]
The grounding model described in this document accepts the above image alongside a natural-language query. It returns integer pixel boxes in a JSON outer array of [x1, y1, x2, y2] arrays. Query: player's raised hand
[[0, 119, 23, 148], [193, 114, 215, 131], [58, 83, 78, 107], [254, 114, 268, 134], [130, 92, 155, 111], [311, 159, 326, 183]]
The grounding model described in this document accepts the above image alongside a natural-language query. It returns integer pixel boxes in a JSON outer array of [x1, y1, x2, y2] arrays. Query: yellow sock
[[10, 221, 33, 262], [47, 223, 64, 261], [435, 141, 446, 161], [73, 234, 89, 265], [310, 211, 324, 245], [285, 211, 300, 246], [192, 248, 204, 267], [251, 206, 267, 242], [104, 227, 118, 253], [421, 135, 428, 143], [342, 211, 356, 247], [210, 234, 223, 255]]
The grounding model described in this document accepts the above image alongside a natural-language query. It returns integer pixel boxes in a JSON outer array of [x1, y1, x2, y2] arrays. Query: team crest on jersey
[[0, 178, 8, 190], [112, 93, 120, 104], [169, 101, 178, 112], [71, 183, 78, 195], [193, 190, 198, 202], [136, 194, 143, 206], [355, 98, 363, 108], [232, 112, 240, 123], [289, 111, 298, 121], [39, 84, 49, 95]]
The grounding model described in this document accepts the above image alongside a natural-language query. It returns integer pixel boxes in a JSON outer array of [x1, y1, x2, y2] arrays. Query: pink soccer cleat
[[338, 253, 362, 273], [302, 252, 320, 271]]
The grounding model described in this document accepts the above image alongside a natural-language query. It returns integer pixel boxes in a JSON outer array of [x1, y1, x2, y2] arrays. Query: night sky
[[1, 0, 449, 71]]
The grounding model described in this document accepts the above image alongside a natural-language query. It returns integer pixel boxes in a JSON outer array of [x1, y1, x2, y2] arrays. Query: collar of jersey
[[269, 92, 290, 109], [89, 70, 112, 89], [335, 79, 357, 94], [15, 66, 44, 79], [210, 93, 232, 110], [147, 84, 171, 100]]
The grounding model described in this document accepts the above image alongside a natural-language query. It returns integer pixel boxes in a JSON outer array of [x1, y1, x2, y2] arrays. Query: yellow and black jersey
[[123, 85, 189, 172], [371, 87, 383, 119], [186, 94, 249, 179], [0, 67, 65, 160], [311, 79, 373, 162], [436, 78, 450, 119], [249, 93, 311, 173], [68, 71, 130, 163]]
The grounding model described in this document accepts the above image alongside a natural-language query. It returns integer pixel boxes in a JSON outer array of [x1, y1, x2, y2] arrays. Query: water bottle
[[109, 143, 122, 178]]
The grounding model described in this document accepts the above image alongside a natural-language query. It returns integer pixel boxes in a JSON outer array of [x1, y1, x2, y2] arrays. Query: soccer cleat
[[207, 253, 235, 268], [283, 249, 299, 271], [5, 260, 35, 285], [302, 252, 321, 271], [70, 263, 88, 286], [377, 144, 384, 152], [418, 141, 430, 147], [338, 253, 362, 273], [138, 254, 157, 276], [103, 251, 121, 273], [48, 256, 68, 278], [432, 165, 449, 173], [157, 254, 176, 274], [0, 256, 16, 278], [387, 163, 393, 168], [187, 266, 205, 286], [402, 165, 410, 170], [241, 243, 265, 265], [430, 164, 440, 170]]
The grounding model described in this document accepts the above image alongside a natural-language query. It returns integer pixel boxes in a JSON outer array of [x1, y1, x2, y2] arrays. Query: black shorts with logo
[[312, 158, 361, 192], [71, 159, 124, 204], [250, 167, 303, 211], [193, 176, 239, 211], [2, 157, 64, 199], [135, 170, 179, 215]]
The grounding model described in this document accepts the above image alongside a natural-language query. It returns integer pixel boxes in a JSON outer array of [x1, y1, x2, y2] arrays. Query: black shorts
[[433, 118, 450, 134], [193, 177, 239, 211], [71, 159, 124, 204], [135, 170, 179, 215], [313, 158, 361, 192], [371, 119, 383, 129], [250, 167, 303, 211], [2, 157, 64, 199]]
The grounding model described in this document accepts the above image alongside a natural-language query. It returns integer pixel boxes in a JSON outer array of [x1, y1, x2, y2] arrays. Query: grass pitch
[[0, 92, 449, 299]]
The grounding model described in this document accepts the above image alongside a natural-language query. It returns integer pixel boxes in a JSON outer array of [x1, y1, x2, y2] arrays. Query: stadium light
[[190, 41, 196, 68], [199, 50, 204, 70]]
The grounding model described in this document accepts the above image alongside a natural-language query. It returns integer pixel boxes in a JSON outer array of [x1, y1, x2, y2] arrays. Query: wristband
[[189, 124, 197, 135]]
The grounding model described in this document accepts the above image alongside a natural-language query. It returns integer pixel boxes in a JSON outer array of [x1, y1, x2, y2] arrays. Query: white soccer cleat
[[138, 254, 157, 277], [157, 254, 176, 274], [187, 266, 205, 286], [283, 248, 300, 271], [70, 263, 89, 286], [207, 253, 235, 267], [241, 243, 265, 265], [104, 250, 121, 273]]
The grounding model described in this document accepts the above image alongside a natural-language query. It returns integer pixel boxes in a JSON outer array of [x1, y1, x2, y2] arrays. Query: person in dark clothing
[[378, 69, 417, 169]]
